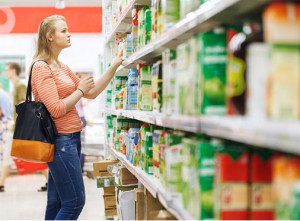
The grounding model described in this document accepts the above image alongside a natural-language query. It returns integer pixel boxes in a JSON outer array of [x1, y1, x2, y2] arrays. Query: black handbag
[[11, 60, 58, 163]]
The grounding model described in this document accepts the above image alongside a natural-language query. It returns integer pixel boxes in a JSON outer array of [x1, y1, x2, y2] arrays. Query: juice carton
[[159, 131, 167, 188], [165, 132, 184, 206], [140, 124, 152, 170], [214, 141, 250, 220], [199, 29, 227, 116], [144, 9, 152, 45], [161, 0, 180, 32], [152, 60, 163, 113], [153, 130, 164, 179], [145, 132, 154, 174], [133, 131, 141, 167], [272, 155, 300, 219], [250, 149, 275, 220], [162, 49, 177, 114], [268, 44, 300, 120]]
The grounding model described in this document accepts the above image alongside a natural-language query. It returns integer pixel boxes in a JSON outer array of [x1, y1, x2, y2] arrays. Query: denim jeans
[[45, 132, 85, 220]]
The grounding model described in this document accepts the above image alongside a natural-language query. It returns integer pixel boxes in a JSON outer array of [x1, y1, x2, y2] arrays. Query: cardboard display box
[[104, 198, 117, 210], [144, 188, 164, 220], [103, 195, 116, 201], [104, 187, 115, 196], [105, 208, 117, 216], [120, 166, 138, 185], [93, 160, 118, 177], [97, 176, 115, 188], [134, 188, 145, 220]]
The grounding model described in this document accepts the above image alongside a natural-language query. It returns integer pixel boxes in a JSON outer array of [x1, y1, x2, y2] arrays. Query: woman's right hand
[[78, 76, 95, 94]]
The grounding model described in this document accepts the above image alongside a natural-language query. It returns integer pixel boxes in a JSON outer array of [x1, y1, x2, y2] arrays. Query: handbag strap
[[26, 60, 49, 101]]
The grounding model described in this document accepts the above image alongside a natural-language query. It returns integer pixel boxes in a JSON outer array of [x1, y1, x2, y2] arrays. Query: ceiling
[[0, 0, 102, 7]]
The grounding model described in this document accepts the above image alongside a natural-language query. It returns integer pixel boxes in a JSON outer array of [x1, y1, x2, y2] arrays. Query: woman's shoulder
[[32, 60, 50, 69]]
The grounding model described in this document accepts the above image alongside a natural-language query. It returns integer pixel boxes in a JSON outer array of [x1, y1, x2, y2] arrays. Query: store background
[[0, 1, 104, 120]]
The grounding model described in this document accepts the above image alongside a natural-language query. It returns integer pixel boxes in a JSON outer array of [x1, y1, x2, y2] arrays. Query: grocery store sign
[[0, 7, 102, 33]]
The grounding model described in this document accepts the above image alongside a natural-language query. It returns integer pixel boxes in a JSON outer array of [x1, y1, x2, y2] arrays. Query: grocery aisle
[[0, 174, 105, 220]]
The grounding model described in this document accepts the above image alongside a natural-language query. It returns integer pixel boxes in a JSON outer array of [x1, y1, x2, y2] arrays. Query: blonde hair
[[33, 15, 66, 61]]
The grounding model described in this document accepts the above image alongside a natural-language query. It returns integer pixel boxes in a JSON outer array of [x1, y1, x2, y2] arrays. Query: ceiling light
[[55, 0, 65, 9]]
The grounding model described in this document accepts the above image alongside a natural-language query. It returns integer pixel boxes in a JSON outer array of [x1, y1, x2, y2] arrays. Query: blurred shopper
[[75, 73, 88, 174], [31, 15, 123, 220], [5, 62, 49, 192], [0, 84, 13, 192]]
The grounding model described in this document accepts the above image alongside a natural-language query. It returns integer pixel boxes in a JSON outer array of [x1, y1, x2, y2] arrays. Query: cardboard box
[[149, 210, 176, 220], [134, 188, 145, 220], [96, 171, 112, 177], [104, 198, 117, 210], [105, 208, 117, 216], [144, 188, 164, 220], [120, 166, 138, 185], [97, 176, 115, 188], [104, 187, 115, 196], [93, 160, 118, 177], [103, 195, 116, 201]]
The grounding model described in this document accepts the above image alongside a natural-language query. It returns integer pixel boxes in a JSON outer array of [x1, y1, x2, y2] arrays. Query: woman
[[31, 15, 123, 220]]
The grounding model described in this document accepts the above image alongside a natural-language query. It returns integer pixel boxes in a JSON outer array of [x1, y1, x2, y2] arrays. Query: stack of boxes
[[93, 160, 119, 217]]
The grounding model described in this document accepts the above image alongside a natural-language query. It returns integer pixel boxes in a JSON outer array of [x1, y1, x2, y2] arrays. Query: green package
[[145, 132, 154, 174], [199, 29, 227, 115], [162, 0, 180, 32], [139, 82, 153, 111], [165, 132, 184, 205], [97, 176, 115, 188], [140, 124, 151, 170], [144, 9, 152, 45]]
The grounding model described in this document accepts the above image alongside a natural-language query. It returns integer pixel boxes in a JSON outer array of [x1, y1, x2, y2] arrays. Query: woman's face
[[50, 20, 71, 49]]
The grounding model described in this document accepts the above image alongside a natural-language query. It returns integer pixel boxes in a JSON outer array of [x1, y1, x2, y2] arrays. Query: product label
[[220, 183, 249, 210], [227, 56, 246, 97], [251, 183, 274, 210]]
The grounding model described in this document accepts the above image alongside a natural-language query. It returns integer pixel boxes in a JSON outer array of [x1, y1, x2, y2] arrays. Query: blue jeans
[[45, 132, 85, 220]]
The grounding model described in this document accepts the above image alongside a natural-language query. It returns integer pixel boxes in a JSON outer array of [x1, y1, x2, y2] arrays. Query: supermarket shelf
[[113, 0, 273, 75], [108, 146, 196, 220], [105, 0, 152, 44], [105, 109, 300, 154]]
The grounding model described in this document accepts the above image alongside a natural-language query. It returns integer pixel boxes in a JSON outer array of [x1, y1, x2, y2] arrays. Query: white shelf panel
[[105, 109, 300, 154], [108, 146, 196, 220], [114, 0, 274, 75]]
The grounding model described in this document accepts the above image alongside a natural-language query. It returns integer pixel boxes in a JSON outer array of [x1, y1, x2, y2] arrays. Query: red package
[[250, 149, 275, 220], [214, 142, 250, 220]]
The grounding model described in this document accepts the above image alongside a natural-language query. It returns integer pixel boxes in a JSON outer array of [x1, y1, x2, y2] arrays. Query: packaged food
[[152, 60, 163, 113], [246, 43, 270, 119], [263, 2, 300, 44], [161, 0, 180, 32], [268, 44, 300, 120], [272, 155, 300, 219], [200, 28, 227, 116], [250, 149, 275, 220], [214, 141, 250, 220]]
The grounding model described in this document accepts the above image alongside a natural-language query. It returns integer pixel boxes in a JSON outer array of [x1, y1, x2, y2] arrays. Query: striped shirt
[[31, 61, 83, 134]]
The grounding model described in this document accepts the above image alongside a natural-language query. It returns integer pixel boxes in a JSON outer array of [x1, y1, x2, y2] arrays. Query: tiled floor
[[0, 173, 105, 220]]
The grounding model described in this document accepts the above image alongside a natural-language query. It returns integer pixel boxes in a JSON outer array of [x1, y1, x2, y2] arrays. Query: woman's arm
[[64, 76, 95, 112], [84, 52, 123, 99]]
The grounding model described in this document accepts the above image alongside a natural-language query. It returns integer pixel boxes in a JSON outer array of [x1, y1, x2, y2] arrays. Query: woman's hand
[[113, 50, 124, 67], [78, 76, 95, 94]]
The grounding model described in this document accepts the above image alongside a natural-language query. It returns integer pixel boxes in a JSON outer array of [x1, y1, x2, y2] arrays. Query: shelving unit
[[108, 145, 196, 220], [114, 0, 273, 76], [102, 0, 298, 220], [105, 109, 300, 154]]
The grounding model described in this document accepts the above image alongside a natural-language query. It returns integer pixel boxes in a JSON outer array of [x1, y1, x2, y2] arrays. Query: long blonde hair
[[33, 15, 66, 61]]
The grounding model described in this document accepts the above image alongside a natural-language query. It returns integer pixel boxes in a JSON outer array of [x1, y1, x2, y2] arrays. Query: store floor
[[0, 173, 105, 220]]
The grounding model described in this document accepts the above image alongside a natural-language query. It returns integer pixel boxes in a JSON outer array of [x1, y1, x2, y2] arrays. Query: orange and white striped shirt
[[31, 61, 83, 134]]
